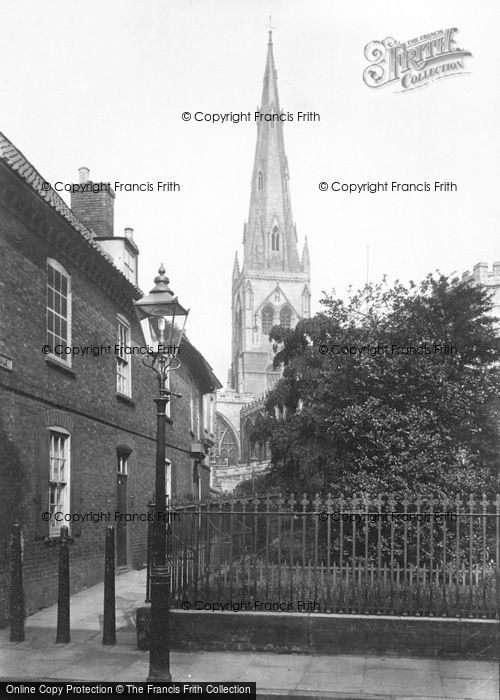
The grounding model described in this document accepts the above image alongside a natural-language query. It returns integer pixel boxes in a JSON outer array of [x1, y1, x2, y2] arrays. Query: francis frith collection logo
[[363, 28, 472, 91]]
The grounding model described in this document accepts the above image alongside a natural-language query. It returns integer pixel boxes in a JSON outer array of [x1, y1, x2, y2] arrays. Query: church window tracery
[[302, 288, 310, 316], [280, 306, 291, 329], [262, 305, 274, 334], [212, 415, 238, 467], [271, 226, 280, 251]]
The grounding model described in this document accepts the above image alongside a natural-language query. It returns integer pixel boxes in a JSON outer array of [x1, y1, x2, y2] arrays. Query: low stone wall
[[136, 608, 499, 660]]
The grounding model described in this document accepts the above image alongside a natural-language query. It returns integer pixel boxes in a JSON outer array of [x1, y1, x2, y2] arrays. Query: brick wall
[[0, 164, 216, 627], [71, 183, 115, 238]]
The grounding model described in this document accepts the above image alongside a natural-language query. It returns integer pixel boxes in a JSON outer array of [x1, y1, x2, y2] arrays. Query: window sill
[[116, 392, 135, 407], [45, 356, 76, 378], [190, 439, 206, 459]]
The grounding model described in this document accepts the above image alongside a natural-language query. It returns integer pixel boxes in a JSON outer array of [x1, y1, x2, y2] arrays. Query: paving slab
[[362, 667, 446, 697], [365, 656, 440, 672], [0, 568, 497, 700], [441, 677, 499, 700], [438, 659, 499, 680], [245, 664, 307, 690], [308, 656, 369, 673], [296, 656, 367, 695], [297, 671, 365, 695]]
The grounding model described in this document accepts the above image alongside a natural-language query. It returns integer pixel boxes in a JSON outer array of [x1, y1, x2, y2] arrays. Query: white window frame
[[48, 427, 70, 537], [116, 315, 132, 397], [165, 458, 172, 502], [118, 452, 128, 475], [192, 385, 200, 439], [189, 379, 194, 433], [47, 259, 71, 365], [209, 395, 215, 434], [203, 394, 215, 436], [203, 394, 208, 434], [188, 378, 200, 438]]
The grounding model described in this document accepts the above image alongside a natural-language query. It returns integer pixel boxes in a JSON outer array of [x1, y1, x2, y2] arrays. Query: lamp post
[[135, 264, 189, 682]]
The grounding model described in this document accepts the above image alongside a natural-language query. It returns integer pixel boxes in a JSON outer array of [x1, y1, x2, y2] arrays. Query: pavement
[[0, 569, 498, 699]]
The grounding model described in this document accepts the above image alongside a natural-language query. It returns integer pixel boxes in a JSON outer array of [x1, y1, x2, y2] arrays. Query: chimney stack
[[79, 167, 90, 184], [71, 167, 115, 238]]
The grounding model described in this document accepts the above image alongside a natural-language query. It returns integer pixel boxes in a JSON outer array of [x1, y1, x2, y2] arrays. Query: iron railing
[[146, 493, 500, 618]]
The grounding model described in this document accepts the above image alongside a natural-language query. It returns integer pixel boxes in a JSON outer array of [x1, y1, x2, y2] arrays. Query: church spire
[[226, 29, 311, 397], [243, 33, 302, 274], [261, 28, 280, 117]]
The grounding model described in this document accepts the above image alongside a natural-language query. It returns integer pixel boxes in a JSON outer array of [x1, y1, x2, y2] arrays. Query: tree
[[252, 273, 500, 498]]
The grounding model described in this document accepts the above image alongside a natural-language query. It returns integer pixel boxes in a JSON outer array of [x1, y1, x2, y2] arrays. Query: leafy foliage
[[251, 273, 500, 498]]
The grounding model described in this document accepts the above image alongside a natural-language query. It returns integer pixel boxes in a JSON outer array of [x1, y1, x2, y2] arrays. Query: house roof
[[0, 131, 222, 391], [0, 131, 142, 296], [181, 336, 223, 393]]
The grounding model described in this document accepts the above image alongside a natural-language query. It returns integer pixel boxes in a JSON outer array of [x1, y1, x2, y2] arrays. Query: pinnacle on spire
[[267, 16, 274, 45], [232, 251, 240, 280], [301, 237, 310, 272]]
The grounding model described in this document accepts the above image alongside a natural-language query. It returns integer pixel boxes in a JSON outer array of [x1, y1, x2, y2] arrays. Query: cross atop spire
[[267, 16, 274, 43]]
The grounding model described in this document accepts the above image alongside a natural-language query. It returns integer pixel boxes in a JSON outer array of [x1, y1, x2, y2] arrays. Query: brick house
[[0, 133, 220, 626]]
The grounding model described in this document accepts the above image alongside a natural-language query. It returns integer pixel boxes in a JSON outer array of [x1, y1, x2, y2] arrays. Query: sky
[[1, 0, 499, 386]]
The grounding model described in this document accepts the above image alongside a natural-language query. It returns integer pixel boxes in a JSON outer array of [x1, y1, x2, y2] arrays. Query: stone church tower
[[229, 31, 311, 395], [213, 32, 311, 490]]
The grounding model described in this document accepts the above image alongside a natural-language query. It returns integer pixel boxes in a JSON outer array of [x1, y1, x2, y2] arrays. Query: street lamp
[[135, 264, 189, 681]]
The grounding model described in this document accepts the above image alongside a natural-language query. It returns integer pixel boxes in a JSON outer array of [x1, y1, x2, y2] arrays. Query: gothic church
[[213, 32, 311, 491]]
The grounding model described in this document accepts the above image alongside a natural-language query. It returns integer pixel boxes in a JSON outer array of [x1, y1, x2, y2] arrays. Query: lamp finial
[[155, 264, 170, 285]]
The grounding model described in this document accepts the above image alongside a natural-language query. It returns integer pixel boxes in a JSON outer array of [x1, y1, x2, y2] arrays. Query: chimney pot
[[79, 167, 90, 184], [124, 227, 134, 240]]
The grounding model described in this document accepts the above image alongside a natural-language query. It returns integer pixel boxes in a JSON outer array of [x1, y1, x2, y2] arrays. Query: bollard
[[56, 526, 70, 643], [103, 526, 116, 645], [9, 523, 24, 642]]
